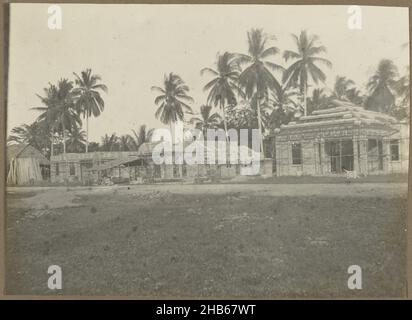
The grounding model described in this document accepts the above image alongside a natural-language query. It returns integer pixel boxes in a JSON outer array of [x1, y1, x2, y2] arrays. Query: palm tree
[[88, 142, 100, 152], [66, 125, 86, 153], [100, 133, 119, 152], [269, 82, 299, 128], [394, 67, 410, 108], [190, 105, 222, 136], [307, 88, 332, 114], [8, 123, 36, 145], [237, 28, 284, 152], [365, 59, 398, 113], [283, 30, 332, 116], [129, 124, 154, 151], [151, 73, 194, 139], [333, 76, 355, 100], [389, 67, 410, 120], [271, 81, 299, 111], [32, 83, 59, 156], [73, 69, 108, 153], [33, 79, 80, 155], [201, 52, 240, 135], [345, 87, 364, 106], [119, 135, 131, 151], [7, 121, 50, 156]]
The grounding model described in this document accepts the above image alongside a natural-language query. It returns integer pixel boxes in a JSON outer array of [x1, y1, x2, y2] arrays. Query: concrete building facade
[[272, 101, 409, 176]]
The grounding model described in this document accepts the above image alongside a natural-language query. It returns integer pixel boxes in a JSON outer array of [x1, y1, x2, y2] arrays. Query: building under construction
[[269, 101, 409, 176]]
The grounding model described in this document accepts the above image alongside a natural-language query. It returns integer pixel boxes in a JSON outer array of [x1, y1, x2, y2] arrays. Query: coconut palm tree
[[151, 73, 194, 138], [66, 125, 86, 153], [283, 30, 332, 116], [32, 83, 60, 156], [8, 123, 37, 145], [345, 87, 364, 106], [365, 59, 398, 113], [237, 28, 284, 152], [271, 81, 299, 111], [190, 105, 222, 136], [333, 76, 355, 100], [7, 121, 50, 156], [269, 82, 299, 128], [100, 133, 119, 152], [129, 124, 154, 151], [394, 67, 410, 108], [201, 52, 240, 135], [388, 67, 410, 120], [73, 69, 108, 153], [118, 135, 131, 151], [88, 142, 100, 152], [307, 88, 332, 114], [33, 79, 80, 155]]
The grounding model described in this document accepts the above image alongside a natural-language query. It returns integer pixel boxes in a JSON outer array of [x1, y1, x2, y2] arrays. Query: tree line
[[8, 29, 410, 159]]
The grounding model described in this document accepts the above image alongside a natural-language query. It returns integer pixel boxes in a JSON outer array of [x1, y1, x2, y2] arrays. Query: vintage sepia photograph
[[3, 3, 410, 298]]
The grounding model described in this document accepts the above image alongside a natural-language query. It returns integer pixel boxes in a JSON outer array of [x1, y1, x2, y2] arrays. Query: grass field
[[5, 182, 408, 297]]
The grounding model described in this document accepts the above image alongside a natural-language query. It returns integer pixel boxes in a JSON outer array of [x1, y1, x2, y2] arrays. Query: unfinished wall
[[50, 161, 82, 183]]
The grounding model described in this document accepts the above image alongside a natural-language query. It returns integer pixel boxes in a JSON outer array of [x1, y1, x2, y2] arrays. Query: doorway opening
[[325, 139, 354, 173]]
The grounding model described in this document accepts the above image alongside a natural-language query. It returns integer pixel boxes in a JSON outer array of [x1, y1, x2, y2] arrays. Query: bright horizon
[[7, 4, 410, 142]]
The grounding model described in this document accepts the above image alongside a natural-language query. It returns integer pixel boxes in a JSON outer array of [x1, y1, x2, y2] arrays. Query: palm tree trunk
[[169, 122, 173, 144], [220, 100, 228, 140], [303, 81, 307, 116], [85, 113, 89, 153], [50, 131, 54, 158], [169, 122, 174, 164], [62, 120, 66, 154], [256, 96, 264, 155], [62, 119, 68, 182]]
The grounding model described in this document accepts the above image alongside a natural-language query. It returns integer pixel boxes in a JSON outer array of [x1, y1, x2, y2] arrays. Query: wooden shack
[[7, 144, 50, 185]]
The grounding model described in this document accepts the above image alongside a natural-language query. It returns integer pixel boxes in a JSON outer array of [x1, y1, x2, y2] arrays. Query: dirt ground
[[5, 182, 408, 298]]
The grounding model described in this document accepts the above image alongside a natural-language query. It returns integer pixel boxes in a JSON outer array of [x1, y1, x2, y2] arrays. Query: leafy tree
[[87, 142, 100, 152], [389, 67, 410, 120], [365, 59, 398, 113], [394, 67, 410, 109]]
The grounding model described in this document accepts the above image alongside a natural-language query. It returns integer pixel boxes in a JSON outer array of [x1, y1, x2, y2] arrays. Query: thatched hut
[[7, 144, 50, 185]]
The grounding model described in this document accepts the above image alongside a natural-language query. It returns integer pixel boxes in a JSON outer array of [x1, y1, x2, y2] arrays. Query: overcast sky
[[7, 4, 409, 142]]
